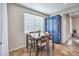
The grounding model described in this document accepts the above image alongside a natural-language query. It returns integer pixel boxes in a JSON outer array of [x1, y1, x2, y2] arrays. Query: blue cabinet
[[45, 15, 61, 44]]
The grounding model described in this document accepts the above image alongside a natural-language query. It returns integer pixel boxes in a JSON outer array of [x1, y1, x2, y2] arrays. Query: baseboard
[[9, 45, 26, 52]]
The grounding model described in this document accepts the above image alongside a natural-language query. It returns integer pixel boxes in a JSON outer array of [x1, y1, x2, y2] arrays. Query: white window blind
[[24, 13, 44, 33]]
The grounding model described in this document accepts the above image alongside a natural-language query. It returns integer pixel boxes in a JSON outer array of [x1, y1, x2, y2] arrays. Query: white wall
[[61, 14, 68, 43], [7, 3, 46, 51]]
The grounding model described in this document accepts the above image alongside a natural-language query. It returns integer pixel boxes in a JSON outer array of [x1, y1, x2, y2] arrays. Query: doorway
[[71, 13, 79, 47], [66, 11, 79, 49]]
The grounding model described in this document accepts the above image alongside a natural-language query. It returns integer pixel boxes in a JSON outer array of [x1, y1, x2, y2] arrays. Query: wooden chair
[[38, 32, 50, 56]]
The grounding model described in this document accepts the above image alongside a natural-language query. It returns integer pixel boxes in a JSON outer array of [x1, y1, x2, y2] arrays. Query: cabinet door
[[45, 18, 47, 32], [45, 15, 61, 44], [53, 16, 61, 44], [45, 17, 53, 38], [48, 18, 53, 38]]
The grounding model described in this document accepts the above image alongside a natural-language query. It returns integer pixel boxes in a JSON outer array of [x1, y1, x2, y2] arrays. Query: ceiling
[[18, 3, 79, 15]]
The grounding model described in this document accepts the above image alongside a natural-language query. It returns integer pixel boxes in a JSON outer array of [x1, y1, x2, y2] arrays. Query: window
[[24, 13, 44, 33]]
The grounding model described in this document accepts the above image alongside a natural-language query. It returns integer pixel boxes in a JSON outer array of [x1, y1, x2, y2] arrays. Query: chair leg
[[34, 43, 35, 51], [41, 41, 42, 56], [26, 35, 28, 52], [29, 44, 31, 56], [47, 44, 50, 56], [29, 40, 32, 56]]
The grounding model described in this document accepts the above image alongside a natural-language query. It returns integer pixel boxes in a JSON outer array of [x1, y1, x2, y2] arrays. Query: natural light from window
[[24, 13, 44, 33]]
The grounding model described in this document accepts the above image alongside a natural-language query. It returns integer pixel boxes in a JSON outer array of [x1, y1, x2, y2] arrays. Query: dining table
[[31, 32, 52, 56], [26, 31, 52, 56]]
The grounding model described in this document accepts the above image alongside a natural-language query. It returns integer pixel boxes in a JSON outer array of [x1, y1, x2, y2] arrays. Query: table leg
[[35, 39, 38, 56], [26, 34, 28, 52]]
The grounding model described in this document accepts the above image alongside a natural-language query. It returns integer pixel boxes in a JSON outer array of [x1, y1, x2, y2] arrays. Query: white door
[[0, 3, 8, 56], [0, 3, 3, 55]]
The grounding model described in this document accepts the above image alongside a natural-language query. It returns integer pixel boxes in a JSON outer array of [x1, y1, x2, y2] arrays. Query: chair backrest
[[26, 33, 30, 40], [41, 32, 50, 44]]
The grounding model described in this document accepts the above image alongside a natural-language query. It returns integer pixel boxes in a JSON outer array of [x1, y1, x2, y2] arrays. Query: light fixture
[[64, 3, 67, 4], [47, 10, 50, 12]]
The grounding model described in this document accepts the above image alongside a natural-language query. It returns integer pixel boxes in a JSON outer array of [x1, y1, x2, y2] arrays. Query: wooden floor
[[54, 43, 79, 56], [9, 42, 79, 56]]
